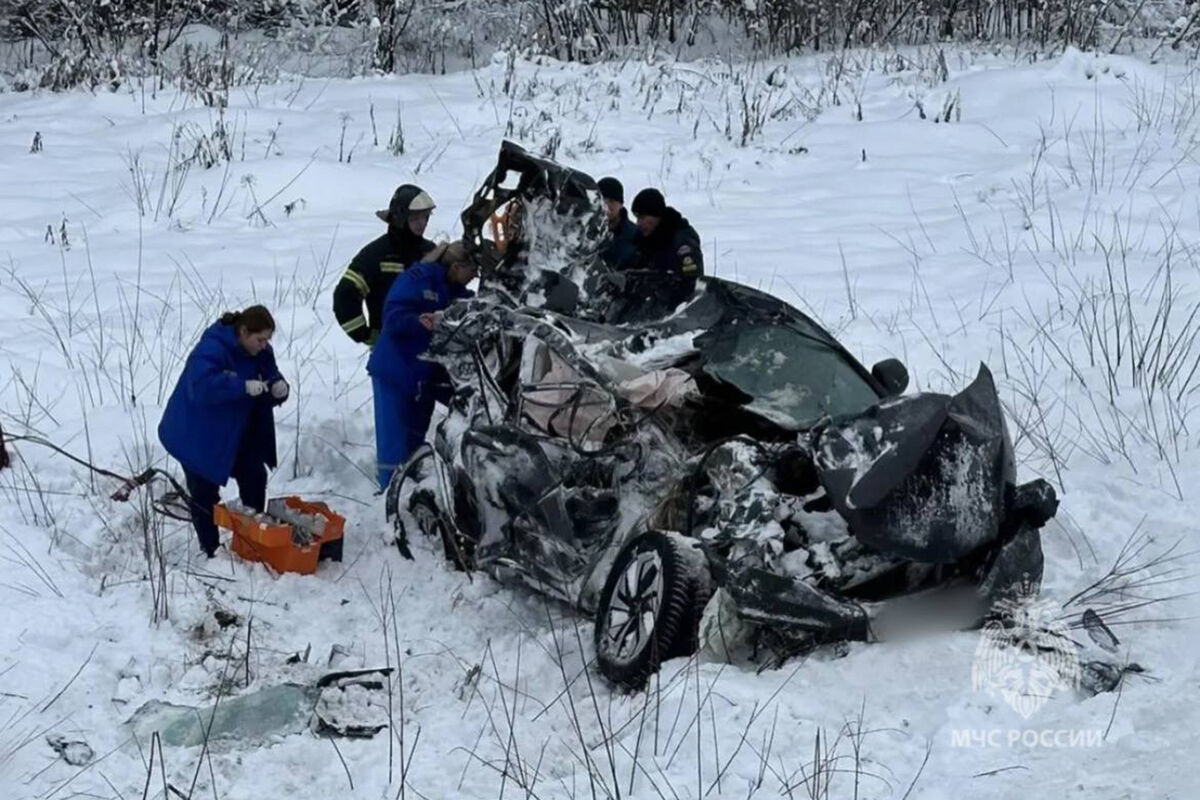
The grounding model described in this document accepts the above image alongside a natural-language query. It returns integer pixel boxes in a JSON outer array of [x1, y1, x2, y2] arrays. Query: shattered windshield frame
[[696, 320, 882, 428]]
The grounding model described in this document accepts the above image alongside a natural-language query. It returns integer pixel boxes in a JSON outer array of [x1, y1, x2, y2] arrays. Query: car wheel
[[385, 445, 433, 523], [594, 531, 698, 690], [668, 563, 714, 660], [977, 519, 1044, 612], [409, 490, 474, 571]]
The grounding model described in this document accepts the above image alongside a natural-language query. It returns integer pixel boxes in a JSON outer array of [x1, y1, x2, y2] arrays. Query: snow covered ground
[[1, 44, 1198, 799]]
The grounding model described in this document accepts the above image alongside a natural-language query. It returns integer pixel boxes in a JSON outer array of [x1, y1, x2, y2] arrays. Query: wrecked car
[[385, 141, 1058, 690]]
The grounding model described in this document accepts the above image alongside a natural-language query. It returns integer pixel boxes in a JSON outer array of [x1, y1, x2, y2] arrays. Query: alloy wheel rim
[[603, 548, 665, 662]]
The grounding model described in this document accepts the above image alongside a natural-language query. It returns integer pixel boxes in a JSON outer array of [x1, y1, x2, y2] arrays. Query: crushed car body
[[386, 141, 1059, 689]]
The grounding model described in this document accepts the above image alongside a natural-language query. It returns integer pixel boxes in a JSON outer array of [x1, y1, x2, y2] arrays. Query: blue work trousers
[[373, 376, 436, 491]]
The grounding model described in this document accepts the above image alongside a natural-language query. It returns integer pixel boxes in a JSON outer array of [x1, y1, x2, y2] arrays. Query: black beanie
[[597, 177, 624, 203], [631, 188, 667, 218]]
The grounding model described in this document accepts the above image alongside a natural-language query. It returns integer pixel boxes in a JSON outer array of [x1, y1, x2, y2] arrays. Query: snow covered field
[[1, 44, 1198, 799]]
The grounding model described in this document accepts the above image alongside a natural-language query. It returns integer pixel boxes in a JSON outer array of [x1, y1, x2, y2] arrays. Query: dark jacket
[[602, 209, 638, 271], [333, 227, 436, 344], [630, 208, 704, 279], [367, 261, 474, 396], [158, 322, 287, 486]]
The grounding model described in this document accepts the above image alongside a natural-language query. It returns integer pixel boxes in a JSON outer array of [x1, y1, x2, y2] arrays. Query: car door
[[494, 337, 621, 597]]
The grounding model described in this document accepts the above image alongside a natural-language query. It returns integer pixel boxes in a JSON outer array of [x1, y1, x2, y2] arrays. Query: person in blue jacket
[[597, 176, 637, 271], [368, 241, 477, 490], [158, 306, 289, 557]]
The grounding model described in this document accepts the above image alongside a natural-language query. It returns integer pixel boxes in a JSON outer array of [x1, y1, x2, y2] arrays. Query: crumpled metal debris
[[46, 734, 93, 766], [311, 668, 393, 738]]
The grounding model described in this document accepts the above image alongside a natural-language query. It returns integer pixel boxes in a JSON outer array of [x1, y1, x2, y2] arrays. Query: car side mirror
[[872, 358, 909, 397]]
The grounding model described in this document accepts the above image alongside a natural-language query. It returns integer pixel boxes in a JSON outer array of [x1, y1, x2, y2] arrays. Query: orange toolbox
[[214, 497, 345, 575]]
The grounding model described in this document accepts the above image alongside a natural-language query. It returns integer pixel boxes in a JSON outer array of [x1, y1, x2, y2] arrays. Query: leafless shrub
[[2, 1, 1195, 94], [422, 580, 931, 800], [1060, 521, 1197, 630], [992, 210, 1200, 494]]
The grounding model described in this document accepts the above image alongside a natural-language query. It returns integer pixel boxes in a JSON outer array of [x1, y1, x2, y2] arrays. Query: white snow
[[2, 45, 1199, 799], [616, 330, 700, 368]]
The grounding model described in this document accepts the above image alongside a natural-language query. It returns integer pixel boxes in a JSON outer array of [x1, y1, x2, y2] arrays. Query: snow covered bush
[[3, 1, 1198, 92]]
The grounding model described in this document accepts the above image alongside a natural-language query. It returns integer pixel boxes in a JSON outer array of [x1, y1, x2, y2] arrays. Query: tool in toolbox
[[214, 496, 345, 575]]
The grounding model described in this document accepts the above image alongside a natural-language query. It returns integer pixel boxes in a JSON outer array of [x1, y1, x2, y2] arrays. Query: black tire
[[668, 565, 714, 660], [409, 490, 474, 571], [385, 445, 434, 522], [977, 520, 1044, 614], [594, 531, 697, 691]]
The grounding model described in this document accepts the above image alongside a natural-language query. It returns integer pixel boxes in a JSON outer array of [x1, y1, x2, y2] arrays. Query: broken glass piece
[[127, 684, 319, 747], [1082, 608, 1120, 653]]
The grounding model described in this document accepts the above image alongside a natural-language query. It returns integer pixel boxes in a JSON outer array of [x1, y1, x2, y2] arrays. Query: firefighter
[[332, 184, 438, 347]]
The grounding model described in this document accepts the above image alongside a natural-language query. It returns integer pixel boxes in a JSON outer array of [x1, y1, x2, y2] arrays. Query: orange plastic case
[[213, 496, 345, 575]]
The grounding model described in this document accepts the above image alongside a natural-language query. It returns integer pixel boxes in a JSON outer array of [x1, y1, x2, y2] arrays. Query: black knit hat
[[631, 188, 667, 218], [597, 177, 624, 203]]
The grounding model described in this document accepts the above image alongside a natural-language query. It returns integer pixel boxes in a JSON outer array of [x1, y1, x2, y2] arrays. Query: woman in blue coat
[[159, 306, 289, 557], [368, 241, 477, 490]]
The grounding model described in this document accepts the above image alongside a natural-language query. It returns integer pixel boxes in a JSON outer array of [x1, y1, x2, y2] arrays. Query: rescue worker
[[605, 187, 705, 319], [597, 176, 636, 271], [628, 188, 704, 282], [158, 306, 289, 558], [333, 184, 438, 347], [367, 241, 478, 490]]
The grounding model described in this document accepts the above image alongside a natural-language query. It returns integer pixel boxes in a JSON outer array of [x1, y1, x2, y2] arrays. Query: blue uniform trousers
[[373, 376, 436, 491]]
